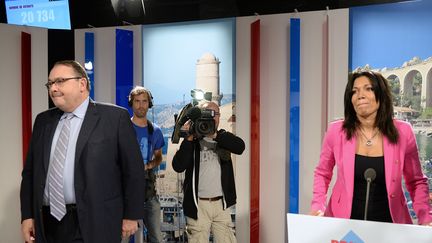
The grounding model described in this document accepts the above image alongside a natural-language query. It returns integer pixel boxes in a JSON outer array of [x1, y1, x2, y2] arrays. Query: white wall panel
[[254, 13, 291, 243], [236, 9, 349, 243], [299, 8, 349, 218], [235, 15, 255, 243], [328, 9, 349, 121], [298, 10, 328, 216], [0, 23, 47, 243]]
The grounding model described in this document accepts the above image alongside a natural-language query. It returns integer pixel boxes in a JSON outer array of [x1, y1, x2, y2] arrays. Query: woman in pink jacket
[[310, 70, 432, 225]]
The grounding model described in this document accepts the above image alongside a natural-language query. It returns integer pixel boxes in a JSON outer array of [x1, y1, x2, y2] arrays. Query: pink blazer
[[311, 120, 432, 224]]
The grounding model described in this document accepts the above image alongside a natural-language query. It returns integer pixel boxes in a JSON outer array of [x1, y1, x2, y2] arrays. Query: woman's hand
[[421, 221, 432, 227], [309, 210, 324, 217]]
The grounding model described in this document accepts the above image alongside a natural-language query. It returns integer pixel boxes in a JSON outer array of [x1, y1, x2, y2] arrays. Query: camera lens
[[195, 119, 215, 136], [198, 122, 209, 132]]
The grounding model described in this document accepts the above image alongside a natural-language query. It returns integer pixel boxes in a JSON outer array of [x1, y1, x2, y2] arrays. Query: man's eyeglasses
[[45, 77, 82, 90]]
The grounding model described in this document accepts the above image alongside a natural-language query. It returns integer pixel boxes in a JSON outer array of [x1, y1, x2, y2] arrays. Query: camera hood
[[171, 103, 193, 144]]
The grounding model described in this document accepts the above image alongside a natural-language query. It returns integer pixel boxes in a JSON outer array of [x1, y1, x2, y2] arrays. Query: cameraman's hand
[[186, 134, 194, 141], [182, 120, 194, 141], [210, 132, 217, 139]]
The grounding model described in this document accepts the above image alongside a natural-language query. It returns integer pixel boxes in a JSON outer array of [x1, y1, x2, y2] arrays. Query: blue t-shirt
[[133, 123, 165, 166]]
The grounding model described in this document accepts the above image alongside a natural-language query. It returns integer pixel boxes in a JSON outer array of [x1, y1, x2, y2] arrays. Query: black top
[[350, 154, 393, 222]]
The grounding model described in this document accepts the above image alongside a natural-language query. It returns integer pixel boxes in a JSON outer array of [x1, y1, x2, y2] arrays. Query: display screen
[[5, 0, 71, 30]]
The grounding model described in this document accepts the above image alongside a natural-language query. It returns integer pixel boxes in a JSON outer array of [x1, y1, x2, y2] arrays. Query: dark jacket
[[172, 129, 245, 219], [20, 100, 145, 243]]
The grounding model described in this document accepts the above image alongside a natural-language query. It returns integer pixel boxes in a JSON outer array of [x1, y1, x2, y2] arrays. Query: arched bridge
[[380, 57, 432, 108]]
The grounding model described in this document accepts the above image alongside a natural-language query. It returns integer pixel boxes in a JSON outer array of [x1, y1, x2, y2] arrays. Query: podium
[[287, 213, 432, 243]]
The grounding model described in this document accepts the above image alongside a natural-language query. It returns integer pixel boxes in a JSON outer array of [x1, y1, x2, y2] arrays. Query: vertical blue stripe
[[116, 29, 134, 114], [289, 18, 300, 213], [85, 32, 95, 99], [348, 8, 354, 71]]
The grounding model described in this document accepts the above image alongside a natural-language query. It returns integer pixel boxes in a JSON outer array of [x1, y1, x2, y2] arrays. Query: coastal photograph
[[141, 18, 236, 241], [350, 0, 432, 220]]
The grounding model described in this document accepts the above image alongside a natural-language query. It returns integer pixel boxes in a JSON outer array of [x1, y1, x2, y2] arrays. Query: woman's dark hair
[[342, 70, 399, 144]]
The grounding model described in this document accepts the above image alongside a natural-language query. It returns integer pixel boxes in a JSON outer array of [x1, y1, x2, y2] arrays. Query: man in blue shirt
[[128, 86, 165, 243]]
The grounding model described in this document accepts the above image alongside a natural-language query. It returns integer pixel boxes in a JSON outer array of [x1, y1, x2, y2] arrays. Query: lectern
[[287, 213, 432, 243]]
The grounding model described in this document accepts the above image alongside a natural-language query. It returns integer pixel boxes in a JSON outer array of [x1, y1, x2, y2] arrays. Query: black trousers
[[42, 205, 84, 243]]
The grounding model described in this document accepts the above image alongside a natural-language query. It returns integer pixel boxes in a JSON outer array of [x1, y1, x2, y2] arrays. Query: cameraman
[[172, 101, 245, 243]]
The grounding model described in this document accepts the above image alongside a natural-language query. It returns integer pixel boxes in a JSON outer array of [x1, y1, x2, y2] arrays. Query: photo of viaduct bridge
[[375, 57, 432, 108]]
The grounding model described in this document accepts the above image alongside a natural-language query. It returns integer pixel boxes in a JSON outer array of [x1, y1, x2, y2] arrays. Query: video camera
[[171, 89, 216, 144]]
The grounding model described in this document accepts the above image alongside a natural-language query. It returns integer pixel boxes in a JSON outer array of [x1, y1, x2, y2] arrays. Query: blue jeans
[[142, 196, 162, 243], [124, 196, 162, 243]]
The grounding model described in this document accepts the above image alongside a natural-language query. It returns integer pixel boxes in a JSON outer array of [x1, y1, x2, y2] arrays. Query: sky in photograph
[[350, 0, 432, 70], [142, 18, 235, 105]]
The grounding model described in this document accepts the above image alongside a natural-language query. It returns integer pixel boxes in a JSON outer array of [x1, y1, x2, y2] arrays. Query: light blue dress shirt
[[44, 97, 89, 205]]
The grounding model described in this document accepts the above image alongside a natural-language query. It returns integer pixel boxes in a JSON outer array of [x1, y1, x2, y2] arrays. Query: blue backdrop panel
[[85, 32, 95, 99], [289, 18, 300, 214], [116, 29, 134, 113]]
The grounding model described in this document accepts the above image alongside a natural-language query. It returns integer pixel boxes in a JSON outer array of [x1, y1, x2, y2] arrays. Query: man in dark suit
[[20, 60, 145, 243]]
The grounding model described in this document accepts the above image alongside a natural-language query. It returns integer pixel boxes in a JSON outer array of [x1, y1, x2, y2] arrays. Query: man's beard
[[134, 109, 147, 118]]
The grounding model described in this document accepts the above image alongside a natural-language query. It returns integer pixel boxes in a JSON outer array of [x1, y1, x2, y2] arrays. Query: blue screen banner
[[5, 0, 71, 30]]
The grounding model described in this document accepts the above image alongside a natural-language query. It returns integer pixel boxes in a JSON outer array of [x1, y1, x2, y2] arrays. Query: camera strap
[[146, 120, 154, 163]]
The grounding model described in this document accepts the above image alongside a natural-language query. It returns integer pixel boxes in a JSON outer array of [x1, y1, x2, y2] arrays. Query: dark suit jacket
[[20, 100, 146, 243]]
